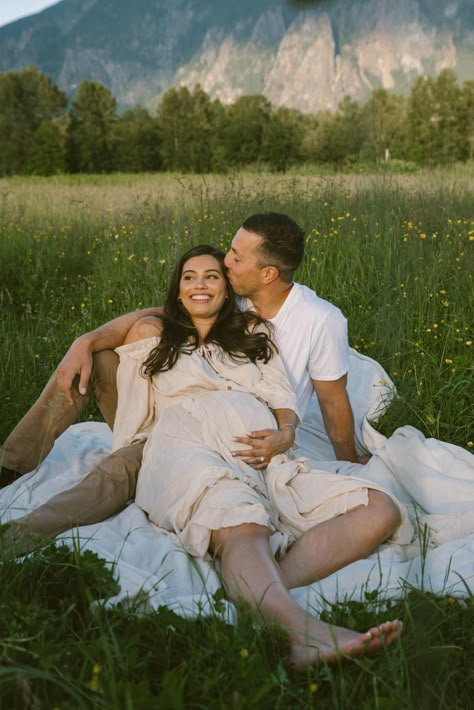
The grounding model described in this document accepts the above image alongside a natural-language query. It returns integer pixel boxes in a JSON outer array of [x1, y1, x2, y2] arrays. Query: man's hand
[[232, 428, 294, 470], [57, 337, 94, 405], [55, 307, 165, 406]]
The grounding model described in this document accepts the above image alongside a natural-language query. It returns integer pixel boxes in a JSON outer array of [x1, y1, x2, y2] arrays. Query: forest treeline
[[0, 65, 473, 175]]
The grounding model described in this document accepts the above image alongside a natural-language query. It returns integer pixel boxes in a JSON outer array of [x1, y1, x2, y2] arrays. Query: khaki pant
[[1, 350, 119, 474], [1, 351, 144, 550]]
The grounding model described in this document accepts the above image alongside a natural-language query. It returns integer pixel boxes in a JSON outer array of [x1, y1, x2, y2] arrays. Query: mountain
[[0, 0, 472, 112]]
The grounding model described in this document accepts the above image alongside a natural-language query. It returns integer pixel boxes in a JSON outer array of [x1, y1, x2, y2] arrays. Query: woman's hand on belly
[[231, 428, 292, 470]]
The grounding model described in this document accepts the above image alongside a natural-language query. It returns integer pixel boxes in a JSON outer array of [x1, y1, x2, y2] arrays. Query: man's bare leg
[[0, 350, 119, 485], [278, 490, 401, 589], [210, 523, 402, 669]]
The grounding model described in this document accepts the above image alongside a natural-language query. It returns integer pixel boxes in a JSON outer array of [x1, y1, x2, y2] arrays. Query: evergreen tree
[[223, 95, 272, 167], [310, 98, 365, 165], [67, 80, 117, 173], [461, 80, 474, 161], [157, 85, 224, 173], [156, 86, 193, 171], [27, 117, 69, 175], [263, 106, 303, 172], [0, 66, 67, 175], [299, 113, 323, 164], [113, 107, 161, 172], [361, 89, 407, 162], [407, 70, 465, 164], [188, 85, 225, 173]]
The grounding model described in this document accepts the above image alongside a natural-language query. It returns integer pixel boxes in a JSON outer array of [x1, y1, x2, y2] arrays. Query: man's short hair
[[242, 212, 305, 282]]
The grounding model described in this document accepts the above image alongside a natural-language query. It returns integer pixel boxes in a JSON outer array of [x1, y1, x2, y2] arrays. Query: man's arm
[[57, 307, 163, 403], [311, 375, 359, 463]]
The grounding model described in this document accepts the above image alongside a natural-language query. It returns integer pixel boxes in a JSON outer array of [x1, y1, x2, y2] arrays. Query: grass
[[0, 169, 473, 707]]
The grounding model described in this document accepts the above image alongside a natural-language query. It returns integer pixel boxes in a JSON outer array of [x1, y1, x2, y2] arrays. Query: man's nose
[[224, 252, 231, 268]]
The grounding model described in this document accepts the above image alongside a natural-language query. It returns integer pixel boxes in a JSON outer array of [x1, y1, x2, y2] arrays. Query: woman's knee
[[367, 490, 401, 541], [210, 523, 269, 556]]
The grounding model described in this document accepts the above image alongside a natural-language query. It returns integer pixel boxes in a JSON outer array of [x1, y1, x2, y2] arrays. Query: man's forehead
[[232, 228, 262, 254]]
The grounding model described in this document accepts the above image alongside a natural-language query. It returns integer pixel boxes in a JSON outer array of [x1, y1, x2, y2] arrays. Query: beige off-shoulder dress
[[112, 337, 412, 559]]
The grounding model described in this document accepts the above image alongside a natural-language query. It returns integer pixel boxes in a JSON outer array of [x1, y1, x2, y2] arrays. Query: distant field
[[0, 170, 473, 708]]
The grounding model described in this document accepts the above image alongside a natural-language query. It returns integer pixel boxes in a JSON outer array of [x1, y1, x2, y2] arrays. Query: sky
[[0, 0, 62, 28]]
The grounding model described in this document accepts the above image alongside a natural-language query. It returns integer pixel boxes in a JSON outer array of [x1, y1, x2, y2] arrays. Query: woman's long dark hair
[[142, 244, 276, 376]]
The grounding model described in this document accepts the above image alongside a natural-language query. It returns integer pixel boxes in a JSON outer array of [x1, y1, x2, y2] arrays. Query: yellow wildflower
[[90, 664, 101, 692]]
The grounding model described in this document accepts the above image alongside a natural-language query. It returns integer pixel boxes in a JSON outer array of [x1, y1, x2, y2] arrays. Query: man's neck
[[250, 282, 294, 319]]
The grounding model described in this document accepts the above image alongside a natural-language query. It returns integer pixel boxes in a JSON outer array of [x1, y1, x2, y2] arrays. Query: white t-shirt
[[240, 282, 349, 417]]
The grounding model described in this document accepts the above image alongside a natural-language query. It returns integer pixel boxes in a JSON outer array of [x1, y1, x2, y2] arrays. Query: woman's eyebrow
[[182, 268, 222, 275]]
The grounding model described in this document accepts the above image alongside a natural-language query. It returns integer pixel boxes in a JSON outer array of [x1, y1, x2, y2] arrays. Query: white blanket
[[1, 350, 473, 620]]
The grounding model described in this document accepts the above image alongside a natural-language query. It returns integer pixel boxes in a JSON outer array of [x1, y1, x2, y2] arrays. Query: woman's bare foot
[[288, 619, 403, 669]]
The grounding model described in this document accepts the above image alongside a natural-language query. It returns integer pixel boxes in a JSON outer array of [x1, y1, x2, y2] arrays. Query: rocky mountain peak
[[0, 0, 472, 112]]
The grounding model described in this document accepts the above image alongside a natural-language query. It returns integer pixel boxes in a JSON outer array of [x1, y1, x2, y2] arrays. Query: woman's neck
[[193, 317, 217, 344]]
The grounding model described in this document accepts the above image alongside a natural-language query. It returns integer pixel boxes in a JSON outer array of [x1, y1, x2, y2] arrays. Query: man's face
[[224, 228, 264, 298]]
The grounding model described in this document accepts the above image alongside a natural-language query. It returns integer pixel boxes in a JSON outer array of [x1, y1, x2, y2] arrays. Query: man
[[2, 213, 379, 551], [225, 213, 357, 464]]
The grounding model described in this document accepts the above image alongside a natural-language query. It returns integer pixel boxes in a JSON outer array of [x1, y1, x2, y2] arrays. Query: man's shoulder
[[290, 283, 345, 321]]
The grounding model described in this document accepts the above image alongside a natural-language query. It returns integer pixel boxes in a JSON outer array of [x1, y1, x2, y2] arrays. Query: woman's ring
[[259, 456, 265, 463]]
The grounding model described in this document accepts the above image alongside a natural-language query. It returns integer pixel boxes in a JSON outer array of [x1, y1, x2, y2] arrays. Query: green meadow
[[0, 169, 473, 707]]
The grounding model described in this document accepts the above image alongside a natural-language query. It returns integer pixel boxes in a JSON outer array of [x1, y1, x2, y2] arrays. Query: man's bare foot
[[288, 619, 403, 669]]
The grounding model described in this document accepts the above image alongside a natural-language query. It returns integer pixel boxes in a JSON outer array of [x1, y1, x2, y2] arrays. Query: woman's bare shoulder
[[123, 315, 164, 344]]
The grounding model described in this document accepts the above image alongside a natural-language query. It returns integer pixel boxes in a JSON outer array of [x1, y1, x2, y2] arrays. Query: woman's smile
[[190, 294, 211, 302]]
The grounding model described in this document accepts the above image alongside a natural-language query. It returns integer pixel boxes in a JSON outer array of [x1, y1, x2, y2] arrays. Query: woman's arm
[[111, 319, 163, 451]]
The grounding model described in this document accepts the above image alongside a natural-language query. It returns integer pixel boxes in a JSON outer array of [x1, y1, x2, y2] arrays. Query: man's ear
[[261, 265, 280, 285]]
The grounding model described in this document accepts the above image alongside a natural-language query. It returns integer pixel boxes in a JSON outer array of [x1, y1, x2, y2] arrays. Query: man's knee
[[95, 444, 144, 497], [89, 350, 120, 428], [91, 350, 119, 387]]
